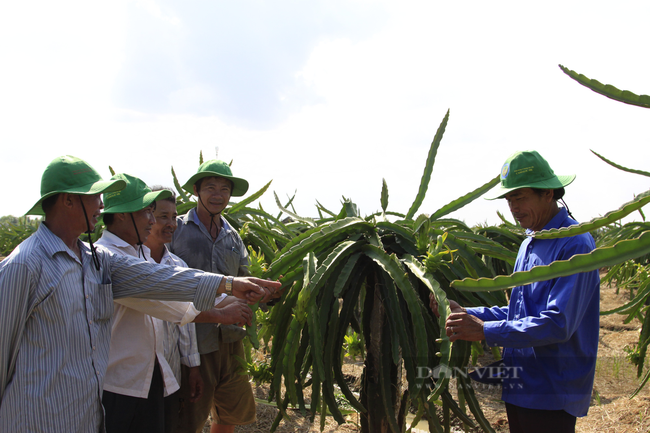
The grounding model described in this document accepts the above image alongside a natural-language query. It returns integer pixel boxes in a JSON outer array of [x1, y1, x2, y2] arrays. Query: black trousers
[[103, 362, 166, 433], [506, 402, 576, 433]]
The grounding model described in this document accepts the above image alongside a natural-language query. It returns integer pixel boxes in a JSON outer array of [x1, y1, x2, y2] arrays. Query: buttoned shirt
[[170, 208, 249, 353], [0, 223, 222, 432], [467, 208, 600, 417], [157, 247, 201, 386], [96, 230, 200, 398]]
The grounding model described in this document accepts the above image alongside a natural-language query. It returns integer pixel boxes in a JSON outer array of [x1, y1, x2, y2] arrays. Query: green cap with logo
[[486, 150, 575, 200], [182, 159, 249, 197], [102, 173, 172, 214], [27, 155, 126, 216]]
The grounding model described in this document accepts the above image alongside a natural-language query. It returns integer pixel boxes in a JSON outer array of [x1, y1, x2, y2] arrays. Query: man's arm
[[193, 296, 253, 326], [114, 298, 200, 326], [471, 239, 599, 348], [107, 254, 280, 309], [465, 305, 510, 322], [480, 269, 599, 348], [0, 263, 32, 402], [177, 323, 203, 403]]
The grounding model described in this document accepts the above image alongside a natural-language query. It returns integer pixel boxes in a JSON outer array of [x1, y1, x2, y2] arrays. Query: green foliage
[[559, 64, 650, 109], [380, 178, 389, 213], [343, 329, 365, 361], [0, 216, 41, 256], [452, 230, 650, 292], [591, 150, 650, 179], [405, 110, 448, 220], [532, 189, 650, 240], [423, 232, 458, 274], [254, 111, 513, 433], [245, 245, 268, 278], [234, 354, 273, 385], [429, 174, 500, 221], [171, 166, 191, 203]]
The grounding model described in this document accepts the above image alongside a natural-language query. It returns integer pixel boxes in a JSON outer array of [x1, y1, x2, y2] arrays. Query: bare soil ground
[[224, 275, 650, 432]]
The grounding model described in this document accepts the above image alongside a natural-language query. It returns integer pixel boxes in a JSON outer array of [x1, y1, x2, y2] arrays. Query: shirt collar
[[100, 229, 152, 258], [187, 207, 231, 233], [37, 222, 90, 260], [525, 207, 569, 235], [160, 245, 173, 263]]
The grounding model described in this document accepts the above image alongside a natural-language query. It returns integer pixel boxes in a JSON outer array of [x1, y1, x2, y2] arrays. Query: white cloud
[[1, 0, 649, 230]]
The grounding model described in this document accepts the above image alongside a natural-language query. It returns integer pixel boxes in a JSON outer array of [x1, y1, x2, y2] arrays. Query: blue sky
[[1, 1, 649, 226]]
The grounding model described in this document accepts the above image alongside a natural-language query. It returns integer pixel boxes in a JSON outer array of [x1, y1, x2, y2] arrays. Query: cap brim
[[26, 179, 126, 216], [182, 172, 249, 197], [102, 189, 172, 214], [485, 174, 576, 200]]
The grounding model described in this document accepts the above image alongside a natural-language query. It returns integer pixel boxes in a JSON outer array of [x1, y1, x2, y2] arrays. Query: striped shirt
[[0, 223, 222, 432], [157, 247, 201, 387]]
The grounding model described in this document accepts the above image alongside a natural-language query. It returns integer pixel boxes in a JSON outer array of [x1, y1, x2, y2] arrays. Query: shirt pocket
[[222, 247, 242, 276], [90, 282, 114, 321]]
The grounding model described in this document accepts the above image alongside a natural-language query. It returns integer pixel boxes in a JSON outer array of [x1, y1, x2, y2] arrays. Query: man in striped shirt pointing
[[0, 156, 281, 433]]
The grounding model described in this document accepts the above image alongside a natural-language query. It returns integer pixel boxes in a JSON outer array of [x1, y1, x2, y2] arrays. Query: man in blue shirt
[[170, 160, 258, 433], [431, 150, 600, 433]]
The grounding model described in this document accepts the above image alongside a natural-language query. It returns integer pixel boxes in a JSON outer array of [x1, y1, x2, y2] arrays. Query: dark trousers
[[506, 402, 576, 433], [164, 390, 181, 433], [103, 362, 166, 433]]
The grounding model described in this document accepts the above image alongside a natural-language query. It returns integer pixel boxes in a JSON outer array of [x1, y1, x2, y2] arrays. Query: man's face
[[78, 194, 103, 232], [150, 200, 178, 244], [194, 176, 232, 215], [504, 188, 555, 231], [127, 204, 156, 244]]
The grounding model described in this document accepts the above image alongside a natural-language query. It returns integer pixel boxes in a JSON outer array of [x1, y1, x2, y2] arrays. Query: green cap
[[182, 159, 249, 197], [27, 155, 126, 216], [102, 173, 172, 214], [486, 150, 575, 200]]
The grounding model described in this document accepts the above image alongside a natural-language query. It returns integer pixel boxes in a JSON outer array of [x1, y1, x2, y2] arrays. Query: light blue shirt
[[467, 208, 600, 417], [170, 208, 249, 353], [0, 223, 222, 432]]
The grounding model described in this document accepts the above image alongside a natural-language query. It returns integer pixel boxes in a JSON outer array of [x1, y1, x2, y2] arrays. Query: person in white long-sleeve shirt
[[97, 174, 255, 433], [97, 173, 194, 433], [145, 187, 259, 433], [146, 188, 203, 433]]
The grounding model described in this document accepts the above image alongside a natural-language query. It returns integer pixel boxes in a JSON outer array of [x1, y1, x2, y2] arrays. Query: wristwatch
[[225, 276, 234, 295]]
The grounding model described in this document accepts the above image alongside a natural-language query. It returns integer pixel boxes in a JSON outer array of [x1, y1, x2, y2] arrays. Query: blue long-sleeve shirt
[[466, 208, 600, 417]]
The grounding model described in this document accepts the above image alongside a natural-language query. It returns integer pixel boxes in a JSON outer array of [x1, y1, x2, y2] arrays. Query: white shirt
[[97, 230, 200, 398], [158, 247, 201, 386]]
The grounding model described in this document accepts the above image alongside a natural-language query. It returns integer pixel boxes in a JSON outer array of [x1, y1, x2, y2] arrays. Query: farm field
[[1, 252, 645, 432], [0, 257, 647, 432], [221, 274, 649, 433]]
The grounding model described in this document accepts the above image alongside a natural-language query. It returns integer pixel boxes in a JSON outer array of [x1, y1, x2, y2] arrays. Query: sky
[[1, 0, 649, 227]]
